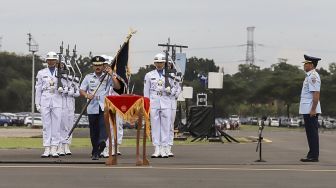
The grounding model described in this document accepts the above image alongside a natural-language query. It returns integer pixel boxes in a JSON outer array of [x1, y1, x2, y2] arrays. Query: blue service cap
[[91, 56, 105, 66], [303, 54, 321, 67]]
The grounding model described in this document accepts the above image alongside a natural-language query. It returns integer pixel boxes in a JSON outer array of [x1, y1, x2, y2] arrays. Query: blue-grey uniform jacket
[[299, 69, 321, 114], [80, 73, 112, 114]]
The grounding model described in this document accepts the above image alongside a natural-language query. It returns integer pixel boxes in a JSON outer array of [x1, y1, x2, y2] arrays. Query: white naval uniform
[[169, 74, 182, 146], [35, 68, 62, 147], [60, 77, 80, 145], [144, 69, 172, 147], [299, 69, 322, 114]]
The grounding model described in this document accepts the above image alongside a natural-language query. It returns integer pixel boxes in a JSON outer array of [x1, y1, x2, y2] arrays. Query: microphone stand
[[255, 116, 267, 162]]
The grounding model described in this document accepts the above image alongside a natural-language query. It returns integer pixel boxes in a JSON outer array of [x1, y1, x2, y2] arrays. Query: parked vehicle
[[281, 118, 299, 127], [318, 119, 324, 127], [0, 115, 12, 127], [323, 118, 335, 129], [249, 117, 259, 125], [215, 118, 229, 130], [3, 113, 26, 126], [239, 117, 249, 125], [10, 116, 24, 126], [1, 113, 17, 126], [76, 115, 89, 128], [298, 117, 304, 127], [229, 115, 240, 129], [24, 116, 43, 128], [268, 117, 280, 127]]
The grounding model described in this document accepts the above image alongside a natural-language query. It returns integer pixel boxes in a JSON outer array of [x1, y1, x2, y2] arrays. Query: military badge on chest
[[157, 79, 163, 87], [89, 80, 96, 89], [49, 78, 55, 92], [153, 78, 164, 91]]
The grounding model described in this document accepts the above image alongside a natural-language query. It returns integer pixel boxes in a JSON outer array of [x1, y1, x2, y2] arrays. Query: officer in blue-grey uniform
[[35, 51, 63, 158], [144, 53, 173, 158], [80, 56, 121, 160], [299, 54, 322, 162]]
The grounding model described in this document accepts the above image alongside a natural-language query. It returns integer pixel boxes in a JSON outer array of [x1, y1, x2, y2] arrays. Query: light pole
[[27, 33, 39, 127]]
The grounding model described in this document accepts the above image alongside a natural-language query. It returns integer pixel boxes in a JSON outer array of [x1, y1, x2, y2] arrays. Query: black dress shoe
[[97, 141, 106, 155], [300, 158, 319, 162], [92, 154, 99, 160]]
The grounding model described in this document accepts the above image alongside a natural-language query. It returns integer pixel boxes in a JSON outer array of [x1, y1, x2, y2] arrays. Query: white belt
[[42, 89, 56, 94], [152, 91, 168, 97]]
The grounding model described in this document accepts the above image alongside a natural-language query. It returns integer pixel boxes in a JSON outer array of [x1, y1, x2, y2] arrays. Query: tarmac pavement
[[0, 129, 336, 188]]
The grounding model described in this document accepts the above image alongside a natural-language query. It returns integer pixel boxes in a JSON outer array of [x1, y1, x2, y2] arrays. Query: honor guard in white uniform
[[58, 64, 80, 156], [100, 55, 124, 157], [144, 53, 173, 158], [167, 64, 182, 157], [299, 55, 322, 162], [64, 76, 80, 155], [57, 61, 69, 156], [35, 51, 63, 158], [79, 56, 121, 160]]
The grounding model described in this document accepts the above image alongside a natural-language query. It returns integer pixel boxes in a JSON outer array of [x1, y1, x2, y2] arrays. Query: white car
[[24, 116, 43, 128], [229, 115, 240, 124], [229, 115, 240, 129], [268, 117, 280, 127], [249, 117, 259, 125], [323, 118, 335, 129], [282, 118, 299, 127]]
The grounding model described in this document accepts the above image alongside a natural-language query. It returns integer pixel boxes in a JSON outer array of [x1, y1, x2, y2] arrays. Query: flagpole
[[66, 30, 136, 139]]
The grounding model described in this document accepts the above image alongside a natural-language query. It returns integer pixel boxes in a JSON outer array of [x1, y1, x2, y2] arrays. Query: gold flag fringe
[[105, 97, 151, 138]]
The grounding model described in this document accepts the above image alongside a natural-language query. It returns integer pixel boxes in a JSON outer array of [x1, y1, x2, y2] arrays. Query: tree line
[[1, 52, 336, 118]]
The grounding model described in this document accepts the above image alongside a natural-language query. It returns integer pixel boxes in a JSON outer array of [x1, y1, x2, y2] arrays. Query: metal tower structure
[[245, 26, 255, 65], [27, 33, 39, 126]]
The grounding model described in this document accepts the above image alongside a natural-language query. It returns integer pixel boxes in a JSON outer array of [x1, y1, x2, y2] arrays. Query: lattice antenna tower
[[245, 26, 255, 65]]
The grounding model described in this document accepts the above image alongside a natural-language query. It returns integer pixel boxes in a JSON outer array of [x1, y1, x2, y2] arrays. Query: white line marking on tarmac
[[0, 166, 335, 172]]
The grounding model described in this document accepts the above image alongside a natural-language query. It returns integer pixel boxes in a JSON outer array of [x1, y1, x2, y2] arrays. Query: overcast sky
[[1, 0, 336, 74]]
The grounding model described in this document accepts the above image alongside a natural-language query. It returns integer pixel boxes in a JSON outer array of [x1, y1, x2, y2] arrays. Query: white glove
[[36, 105, 41, 113], [58, 87, 64, 93], [165, 86, 171, 94], [63, 87, 69, 94], [68, 88, 74, 96]]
